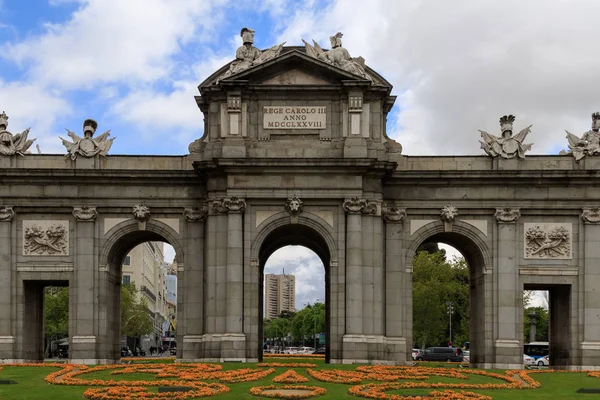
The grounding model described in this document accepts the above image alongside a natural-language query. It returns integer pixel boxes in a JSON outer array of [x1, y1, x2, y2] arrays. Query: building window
[[123, 256, 131, 266], [123, 275, 131, 285]]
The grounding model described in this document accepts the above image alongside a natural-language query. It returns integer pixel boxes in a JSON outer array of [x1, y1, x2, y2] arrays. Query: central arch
[[406, 220, 493, 367], [251, 213, 338, 362]]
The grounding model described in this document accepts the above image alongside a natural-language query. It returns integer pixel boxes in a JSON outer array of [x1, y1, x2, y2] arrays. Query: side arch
[[405, 220, 492, 273]]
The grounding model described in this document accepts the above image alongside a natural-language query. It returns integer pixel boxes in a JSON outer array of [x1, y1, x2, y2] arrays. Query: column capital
[[381, 203, 406, 223], [343, 197, 377, 215], [73, 206, 98, 222], [495, 207, 521, 223], [582, 207, 600, 224], [0, 206, 15, 222], [183, 205, 208, 222], [211, 197, 246, 215]]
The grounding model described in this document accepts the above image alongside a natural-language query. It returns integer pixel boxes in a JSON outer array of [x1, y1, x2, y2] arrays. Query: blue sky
[[3, 0, 593, 309]]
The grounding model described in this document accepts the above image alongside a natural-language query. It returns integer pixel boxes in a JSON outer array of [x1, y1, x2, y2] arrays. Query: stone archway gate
[[1, 43, 599, 369]]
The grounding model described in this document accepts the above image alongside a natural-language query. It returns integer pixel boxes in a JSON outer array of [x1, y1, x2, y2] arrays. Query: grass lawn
[[0, 358, 599, 399]]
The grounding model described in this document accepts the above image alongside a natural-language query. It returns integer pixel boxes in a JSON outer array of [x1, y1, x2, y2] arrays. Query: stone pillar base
[[0, 336, 15, 360], [494, 339, 522, 369], [70, 336, 97, 362], [181, 335, 204, 361], [200, 333, 247, 361], [384, 336, 408, 365], [342, 334, 386, 363], [580, 342, 600, 367]]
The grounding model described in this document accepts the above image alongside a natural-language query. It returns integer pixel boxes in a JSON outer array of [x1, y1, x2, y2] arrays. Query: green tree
[[279, 309, 296, 319], [44, 286, 69, 357], [121, 283, 154, 349], [524, 306, 549, 342], [412, 251, 469, 349]]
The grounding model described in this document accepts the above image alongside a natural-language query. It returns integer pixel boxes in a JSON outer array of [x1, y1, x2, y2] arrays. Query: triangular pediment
[[200, 48, 390, 88]]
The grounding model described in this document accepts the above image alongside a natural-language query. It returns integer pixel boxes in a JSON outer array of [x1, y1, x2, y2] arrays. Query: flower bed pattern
[[4, 360, 600, 399]]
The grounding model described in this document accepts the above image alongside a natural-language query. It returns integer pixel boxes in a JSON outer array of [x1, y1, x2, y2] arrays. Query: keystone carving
[[343, 197, 376, 215], [525, 223, 572, 259], [60, 119, 115, 160], [582, 207, 600, 224], [72, 206, 97, 221], [495, 207, 521, 223], [183, 206, 208, 222], [285, 196, 303, 216], [381, 203, 406, 223], [479, 115, 533, 159], [440, 205, 458, 222], [563, 112, 600, 161], [23, 221, 68, 256], [133, 204, 150, 222], [0, 206, 15, 221], [0, 111, 36, 156], [212, 197, 247, 214]]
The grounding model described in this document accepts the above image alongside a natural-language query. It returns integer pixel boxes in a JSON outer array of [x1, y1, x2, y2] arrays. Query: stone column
[[580, 207, 600, 366], [180, 206, 207, 361], [342, 198, 369, 361], [215, 197, 247, 361], [202, 204, 220, 360], [0, 206, 15, 360], [493, 207, 522, 369], [71, 206, 98, 364], [382, 204, 408, 364]]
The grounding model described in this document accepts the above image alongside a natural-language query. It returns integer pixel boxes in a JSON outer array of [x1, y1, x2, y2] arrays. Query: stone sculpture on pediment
[[563, 112, 600, 161], [60, 119, 115, 160], [0, 111, 36, 156], [302, 32, 372, 81], [216, 28, 285, 83], [479, 115, 533, 159]]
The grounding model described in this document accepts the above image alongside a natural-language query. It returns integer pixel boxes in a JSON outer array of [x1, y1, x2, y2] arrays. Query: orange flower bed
[[258, 362, 317, 368], [272, 369, 309, 383], [83, 382, 229, 399], [249, 384, 326, 398], [349, 385, 492, 400]]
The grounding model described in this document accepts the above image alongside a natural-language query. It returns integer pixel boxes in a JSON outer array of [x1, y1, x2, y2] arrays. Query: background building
[[265, 272, 296, 319], [121, 241, 167, 352], [163, 260, 178, 349]]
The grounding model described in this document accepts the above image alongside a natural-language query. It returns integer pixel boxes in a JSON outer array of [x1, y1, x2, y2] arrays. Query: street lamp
[[314, 298, 320, 350], [446, 301, 454, 346]]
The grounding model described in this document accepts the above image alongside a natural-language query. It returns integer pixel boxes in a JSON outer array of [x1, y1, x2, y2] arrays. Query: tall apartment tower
[[264, 273, 296, 319]]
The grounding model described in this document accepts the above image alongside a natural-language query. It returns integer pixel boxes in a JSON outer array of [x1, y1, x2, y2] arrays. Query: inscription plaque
[[263, 106, 326, 129]]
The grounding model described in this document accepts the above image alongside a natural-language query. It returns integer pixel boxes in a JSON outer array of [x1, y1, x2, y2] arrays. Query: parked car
[[299, 347, 315, 354], [415, 347, 463, 362], [312, 347, 325, 355], [462, 350, 470, 363], [523, 354, 536, 365], [536, 355, 549, 366], [412, 349, 422, 360]]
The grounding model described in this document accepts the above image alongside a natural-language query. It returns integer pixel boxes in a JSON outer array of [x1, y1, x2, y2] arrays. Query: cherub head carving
[[329, 32, 343, 48]]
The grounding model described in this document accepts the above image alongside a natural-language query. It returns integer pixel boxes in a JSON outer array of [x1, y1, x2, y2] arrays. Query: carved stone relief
[[285, 196, 303, 216], [60, 119, 115, 160], [582, 207, 600, 224], [479, 115, 533, 159], [211, 197, 247, 214], [133, 204, 150, 222], [183, 205, 208, 222], [0, 206, 15, 221], [495, 207, 521, 223], [381, 203, 406, 223], [73, 206, 98, 221], [23, 220, 69, 256], [343, 197, 377, 215], [0, 111, 36, 157], [440, 205, 458, 222], [563, 112, 600, 161], [524, 223, 572, 259]]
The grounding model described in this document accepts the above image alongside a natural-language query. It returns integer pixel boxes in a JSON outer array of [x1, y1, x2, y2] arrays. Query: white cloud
[[0, 80, 71, 153], [274, 0, 600, 156], [4, 0, 227, 90], [163, 244, 175, 263]]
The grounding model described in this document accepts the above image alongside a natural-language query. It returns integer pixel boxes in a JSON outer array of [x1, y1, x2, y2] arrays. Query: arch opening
[[103, 230, 179, 361], [411, 231, 487, 366], [258, 223, 331, 362]]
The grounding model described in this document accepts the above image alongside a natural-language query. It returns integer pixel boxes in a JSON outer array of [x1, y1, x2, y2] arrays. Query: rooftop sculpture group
[[0, 111, 35, 156], [60, 119, 116, 160], [479, 115, 533, 159], [563, 112, 600, 161]]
